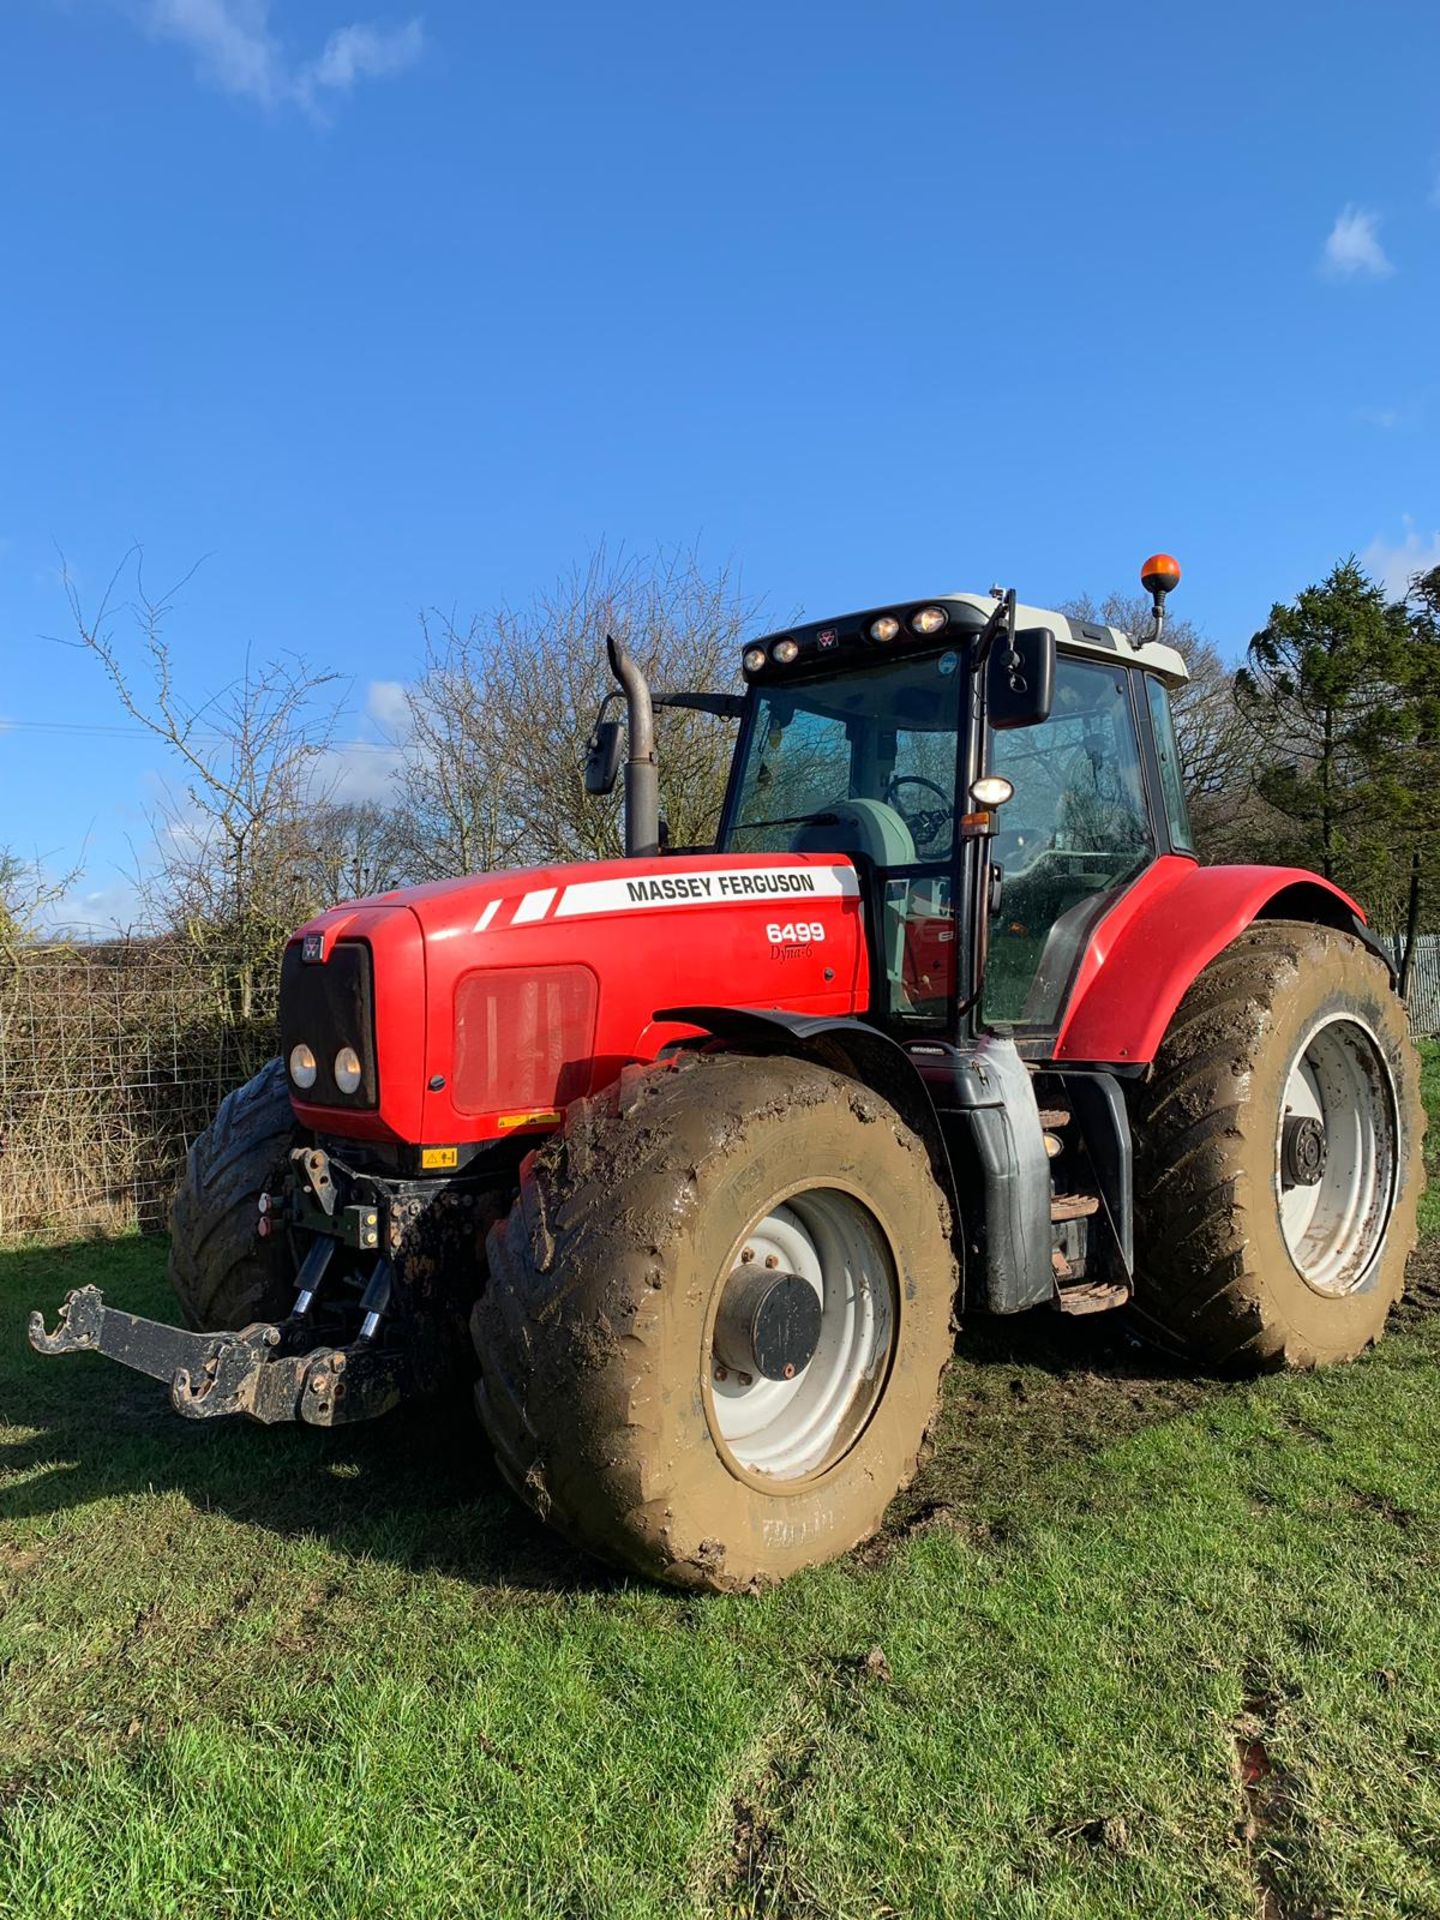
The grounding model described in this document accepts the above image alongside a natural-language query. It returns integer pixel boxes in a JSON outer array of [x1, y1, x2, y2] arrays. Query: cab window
[[1145, 675, 1195, 854]]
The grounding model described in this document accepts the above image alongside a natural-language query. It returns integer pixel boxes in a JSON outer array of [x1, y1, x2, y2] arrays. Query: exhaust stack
[[606, 633, 660, 858]]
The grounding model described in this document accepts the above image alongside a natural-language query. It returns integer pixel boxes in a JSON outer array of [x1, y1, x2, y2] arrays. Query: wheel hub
[[707, 1191, 897, 1482], [1275, 1012, 1399, 1296], [1281, 1112, 1328, 1189], [715, 1267, 823, 1381]]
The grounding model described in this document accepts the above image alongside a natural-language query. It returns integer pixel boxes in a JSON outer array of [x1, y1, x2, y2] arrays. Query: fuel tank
[[283, 852, 870, 1154]]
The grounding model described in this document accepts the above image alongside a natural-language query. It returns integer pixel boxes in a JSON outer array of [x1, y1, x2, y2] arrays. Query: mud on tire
[[1131, 920, 1424, 1370], [471, 1051, 958, 1591], [169, 1058, 300, 1332]]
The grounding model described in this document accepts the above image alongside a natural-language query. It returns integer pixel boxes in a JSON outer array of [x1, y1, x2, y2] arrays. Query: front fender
[[657, 1004, 965, 1279], [1053, 859, 1373, 1066]]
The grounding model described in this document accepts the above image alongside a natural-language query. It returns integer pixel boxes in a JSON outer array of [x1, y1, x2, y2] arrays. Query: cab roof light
[[770, 637, 800, 664], [743, 646, 768, 674], [910, 605, 948, 636], [868, 614, 901, 644]]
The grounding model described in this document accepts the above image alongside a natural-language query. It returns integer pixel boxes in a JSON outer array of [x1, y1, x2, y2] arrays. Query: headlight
[[334, 1047, 363, 1095], [743, 647, 768, 673], [971, 776, 1014, 807], [770, 637, 800, 664], [289, 1043, 317, 1090], [869, 615, 901, 643], [911, 606, 948, 635]]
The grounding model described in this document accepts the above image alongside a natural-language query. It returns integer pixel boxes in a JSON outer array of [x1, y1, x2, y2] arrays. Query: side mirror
[[584, 717, 623, 795], [988, 625, 1055, 730]]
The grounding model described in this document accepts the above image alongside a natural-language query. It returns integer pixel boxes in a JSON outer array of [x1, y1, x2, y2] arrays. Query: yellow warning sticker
[[421, 1146, 460, 1169], [497, 1108, 562, 1131]]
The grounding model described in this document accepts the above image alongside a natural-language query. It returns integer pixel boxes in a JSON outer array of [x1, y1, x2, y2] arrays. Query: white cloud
[[302, 18, 423, 93], [138, 1, 424, 114], [37, 875, 150, 940], [315, 679, 411, 801], [364, 678, 412, 738], [320, 739, 405, 803], [1361, 517, 1440, 597], [1321, 205, 1393, 279]]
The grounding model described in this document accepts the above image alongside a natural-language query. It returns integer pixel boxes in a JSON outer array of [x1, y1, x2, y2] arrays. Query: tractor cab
[[712, 585, 1192, 1053]]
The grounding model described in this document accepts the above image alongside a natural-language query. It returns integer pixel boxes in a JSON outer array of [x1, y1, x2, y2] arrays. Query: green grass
[[1, 1046, 1437, 1919]]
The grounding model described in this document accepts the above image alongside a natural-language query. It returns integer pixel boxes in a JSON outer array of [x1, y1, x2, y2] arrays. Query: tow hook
[[27, 1268, 411, 1428]]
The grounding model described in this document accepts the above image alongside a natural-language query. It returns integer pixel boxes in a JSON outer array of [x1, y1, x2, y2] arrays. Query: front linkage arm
[[28, 1278, 413, 1428]]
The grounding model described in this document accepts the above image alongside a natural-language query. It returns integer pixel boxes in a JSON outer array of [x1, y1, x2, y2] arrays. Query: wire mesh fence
[[1379, 933, 1440, 1040], [0, 940, 278, 1244], [0, 924, 1434, 1248]]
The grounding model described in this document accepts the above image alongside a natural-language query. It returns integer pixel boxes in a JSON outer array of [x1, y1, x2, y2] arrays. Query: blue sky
[[2, 0, 1437, 927]]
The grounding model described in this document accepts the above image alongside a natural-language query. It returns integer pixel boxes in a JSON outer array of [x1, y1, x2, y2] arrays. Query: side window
[[984, 657, 1154, 1029], [1144, 676, 1195, 854]]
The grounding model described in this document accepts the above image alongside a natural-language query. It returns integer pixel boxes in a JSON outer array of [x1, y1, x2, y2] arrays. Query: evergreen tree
[[1235, 559, 1411, 901]]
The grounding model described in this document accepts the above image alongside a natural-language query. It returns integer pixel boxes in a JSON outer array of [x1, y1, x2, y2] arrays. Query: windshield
[[720, 649, 964, 864]]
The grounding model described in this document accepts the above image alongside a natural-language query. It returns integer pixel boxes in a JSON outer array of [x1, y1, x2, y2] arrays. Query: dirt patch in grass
[[877, 1238, 1440, 1556], [1232, 1667, 1307, 1920]]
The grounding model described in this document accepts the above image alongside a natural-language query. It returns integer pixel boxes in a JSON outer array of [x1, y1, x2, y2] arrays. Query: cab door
[[982, 656, 1156, 1041]]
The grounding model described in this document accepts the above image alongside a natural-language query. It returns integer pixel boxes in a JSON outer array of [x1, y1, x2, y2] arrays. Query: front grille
[[279, 938, 379, 1109]]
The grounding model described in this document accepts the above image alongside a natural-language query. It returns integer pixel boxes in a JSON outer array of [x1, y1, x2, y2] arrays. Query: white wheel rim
[[708, 1187, 897, 1482], [1275, 1013, 1398, 1297]]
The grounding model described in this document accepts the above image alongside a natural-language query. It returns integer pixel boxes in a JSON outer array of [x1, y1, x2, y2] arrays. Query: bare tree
[[61, 551, 340, 1017], [301, 799, 413, 904], [396, 546, 757, 877], [0, 848, 83, 959]]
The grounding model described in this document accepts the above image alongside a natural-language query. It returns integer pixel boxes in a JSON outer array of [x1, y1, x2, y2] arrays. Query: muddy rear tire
[[471, 1052, 958, 1591], [1131, 920, 1424, 1369], [169, 1058, 300, 1332]]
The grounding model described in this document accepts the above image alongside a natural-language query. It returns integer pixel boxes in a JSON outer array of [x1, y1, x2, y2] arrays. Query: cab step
[[1056, 1279, 1132, 1316], [1050, 1192, 1100, 1222]]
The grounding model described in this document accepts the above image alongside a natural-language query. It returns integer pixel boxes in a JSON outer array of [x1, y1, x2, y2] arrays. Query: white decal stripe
[[473, 900, 500, 933], [554, 865, 860, 918], [512, 887, 557, 924]]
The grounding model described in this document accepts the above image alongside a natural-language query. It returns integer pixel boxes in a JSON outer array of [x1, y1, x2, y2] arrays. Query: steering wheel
[[885, 774, 953, 848]]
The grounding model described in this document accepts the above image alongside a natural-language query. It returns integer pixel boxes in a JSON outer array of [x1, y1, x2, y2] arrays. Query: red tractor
[[32, 559, 1425, 1590]]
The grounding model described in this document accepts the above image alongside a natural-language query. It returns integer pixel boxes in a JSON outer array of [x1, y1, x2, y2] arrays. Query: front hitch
[[28, 1283, 412, 1428]]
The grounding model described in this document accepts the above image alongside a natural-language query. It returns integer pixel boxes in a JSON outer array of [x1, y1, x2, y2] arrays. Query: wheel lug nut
[[714, 1365, 728, 1382], [764, 1254, 779, 1269], [740, 1248, 754, 1263]]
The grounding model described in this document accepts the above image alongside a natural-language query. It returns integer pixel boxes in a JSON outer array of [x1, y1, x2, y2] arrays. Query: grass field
[[2, 1043, 1438, 1919]]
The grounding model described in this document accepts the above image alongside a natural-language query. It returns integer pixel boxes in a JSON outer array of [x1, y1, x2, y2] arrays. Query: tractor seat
[[789, 798, 917, 869]]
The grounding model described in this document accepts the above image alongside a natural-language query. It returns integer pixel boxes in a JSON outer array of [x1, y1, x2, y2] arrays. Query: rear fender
[[1053, 861, 1375, 1066]]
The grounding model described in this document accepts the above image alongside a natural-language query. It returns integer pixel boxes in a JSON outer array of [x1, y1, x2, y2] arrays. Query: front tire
[[1131, 920, 1424, 1369], [472, 1052, 958, 1591], [169, 1058, 300, 1332]]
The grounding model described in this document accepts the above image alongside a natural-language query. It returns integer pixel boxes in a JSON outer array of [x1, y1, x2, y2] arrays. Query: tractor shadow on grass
[[4, 1239, 1438, 1592], [0, 1347, 600, 1593]]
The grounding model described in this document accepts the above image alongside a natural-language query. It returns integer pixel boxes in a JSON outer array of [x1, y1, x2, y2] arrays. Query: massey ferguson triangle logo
[[302, 933, 325, 963]]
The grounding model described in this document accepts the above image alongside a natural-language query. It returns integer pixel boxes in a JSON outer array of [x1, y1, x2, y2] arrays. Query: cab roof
[[943, 593, 1189, 687]]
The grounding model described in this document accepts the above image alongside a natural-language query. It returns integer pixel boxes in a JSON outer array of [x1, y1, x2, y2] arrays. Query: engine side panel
[[1052, 859, 1367, 1065], [288, 853, 870, 1149]]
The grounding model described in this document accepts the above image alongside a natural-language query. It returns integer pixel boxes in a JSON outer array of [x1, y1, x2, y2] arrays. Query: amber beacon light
[[1140, 552, 1182, 641]]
